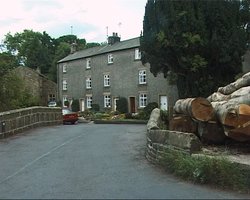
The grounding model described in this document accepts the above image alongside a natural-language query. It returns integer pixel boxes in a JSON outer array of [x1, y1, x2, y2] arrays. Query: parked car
[[48, 101, 57, 107], [62, 108, 78, 124]]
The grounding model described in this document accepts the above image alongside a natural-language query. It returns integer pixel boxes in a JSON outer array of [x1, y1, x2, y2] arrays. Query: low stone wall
[[146, 129, 202, 164], [0, 107, 62, 139]]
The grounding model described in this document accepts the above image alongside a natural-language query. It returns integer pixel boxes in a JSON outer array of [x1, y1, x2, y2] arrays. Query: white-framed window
[[104, 95, 111, 108], [86, 96, 92, 108], [86, 77, 92, 89], [108, 54, 113, 64], [104, 74, 110, 87], [63, 96, 68, 107], [139, 93, 147, 108], [63, 64, 67, 73], [86, 58, 91, 69], [63, 80, 67, 91], [135, 48, 141, 60], [139, 70, 146, 84]]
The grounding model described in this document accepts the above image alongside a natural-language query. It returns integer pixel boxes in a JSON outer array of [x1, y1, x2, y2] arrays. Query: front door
[[113, 97, 119, 111], [129, 97, 136, 113], [160, 96, 168, 110], [80, 99, 85, 111]]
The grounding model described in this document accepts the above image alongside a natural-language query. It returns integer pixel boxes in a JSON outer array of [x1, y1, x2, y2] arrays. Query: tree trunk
[[169, 115, 197, 133], [147, 108, 161, 130], [173, 97, 214, 121], [197, 121, 226, 144], [217, 72, 250, 95], [207, 92, 229, 102]]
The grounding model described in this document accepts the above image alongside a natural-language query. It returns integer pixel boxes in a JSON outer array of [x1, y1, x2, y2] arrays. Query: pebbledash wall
[[0, 107, 62, 139]]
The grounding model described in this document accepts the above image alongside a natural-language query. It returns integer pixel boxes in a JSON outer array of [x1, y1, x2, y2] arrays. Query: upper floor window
[[139, 93, 147, 108], [86, 58, 91, 69], [139, 70, 146, 84], [86, 96, 92, 108], [86, 77, 92, 89], [104, 74, 110, 87], [135, 48, 141, 60], [63, 64, 67, 73], [63, 80, 67, 91], [104, 95, 111, 108], [108, 54, 113, 64]]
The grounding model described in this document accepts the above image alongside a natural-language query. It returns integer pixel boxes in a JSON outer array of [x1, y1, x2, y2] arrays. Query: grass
[[159, 149, 250, 193]]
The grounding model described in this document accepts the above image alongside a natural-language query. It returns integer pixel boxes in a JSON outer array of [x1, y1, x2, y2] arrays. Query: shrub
[[71, 99, 80, 112], [116, 97, 128, 113], [142, 102, 159, 120]]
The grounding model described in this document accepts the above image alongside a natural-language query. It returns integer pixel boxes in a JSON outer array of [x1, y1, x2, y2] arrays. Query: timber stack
[[169, 72, 250, 144]]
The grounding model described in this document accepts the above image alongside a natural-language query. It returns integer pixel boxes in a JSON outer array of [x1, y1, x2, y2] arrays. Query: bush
[[142, 102, 158, 120], [71, 99, 80, 112], [116, 97, 128, 113]]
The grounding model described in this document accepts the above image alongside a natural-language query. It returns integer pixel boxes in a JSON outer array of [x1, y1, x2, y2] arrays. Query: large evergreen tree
[[141, 0, 250, 98]]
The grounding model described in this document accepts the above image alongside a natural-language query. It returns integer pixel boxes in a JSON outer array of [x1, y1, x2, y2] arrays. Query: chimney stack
[[108, 32, 120, 45]]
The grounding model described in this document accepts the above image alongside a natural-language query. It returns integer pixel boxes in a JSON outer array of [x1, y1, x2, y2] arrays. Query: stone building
[[14, 66, 57, 106], [57, 34, 179, 112]]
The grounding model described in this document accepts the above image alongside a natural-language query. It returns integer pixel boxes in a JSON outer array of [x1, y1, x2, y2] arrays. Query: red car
[[62, 108, 78, 124]]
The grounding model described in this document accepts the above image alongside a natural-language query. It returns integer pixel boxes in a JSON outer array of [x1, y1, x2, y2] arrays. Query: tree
[[4, 30, 55, 75], [141, 0, 249, 98]]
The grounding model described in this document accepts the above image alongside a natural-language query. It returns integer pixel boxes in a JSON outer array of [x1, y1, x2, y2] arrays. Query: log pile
[[170, 72, 250, 143]]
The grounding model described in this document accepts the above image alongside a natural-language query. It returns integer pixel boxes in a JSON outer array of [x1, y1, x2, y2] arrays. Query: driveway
[[0, 123, 249, 199]]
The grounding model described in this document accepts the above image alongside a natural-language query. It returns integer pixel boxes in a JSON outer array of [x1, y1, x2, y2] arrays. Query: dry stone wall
[[0, 107, 62, 139]]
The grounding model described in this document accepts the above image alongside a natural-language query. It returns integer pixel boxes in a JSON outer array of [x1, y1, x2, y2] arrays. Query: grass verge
[[159, 149, 250, 193]]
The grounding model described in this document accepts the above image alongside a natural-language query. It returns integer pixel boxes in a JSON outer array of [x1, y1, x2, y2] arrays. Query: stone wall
[[146, 129, 202, 164], [0, 107, 62, 139]]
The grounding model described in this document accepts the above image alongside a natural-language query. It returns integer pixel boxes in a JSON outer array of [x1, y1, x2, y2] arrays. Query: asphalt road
[[0, 123, 249, 199]]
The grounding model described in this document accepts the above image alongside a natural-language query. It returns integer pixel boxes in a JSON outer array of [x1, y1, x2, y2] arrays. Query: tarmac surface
[[0, 123, 249, 199]]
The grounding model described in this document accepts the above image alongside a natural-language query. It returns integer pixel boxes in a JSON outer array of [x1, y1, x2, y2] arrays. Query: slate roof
[[58, 37, 140, 63]]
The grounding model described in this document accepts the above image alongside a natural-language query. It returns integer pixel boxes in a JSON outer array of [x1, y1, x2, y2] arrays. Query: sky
[[0, 0, 147, 44]]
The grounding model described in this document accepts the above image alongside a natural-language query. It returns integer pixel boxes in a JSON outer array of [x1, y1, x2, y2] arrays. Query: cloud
[[0, 0, 147, 43]]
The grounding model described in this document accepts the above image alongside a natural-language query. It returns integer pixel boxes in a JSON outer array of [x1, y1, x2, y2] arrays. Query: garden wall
[[146, 129, 202, 164], [0, 107, 62, 139]]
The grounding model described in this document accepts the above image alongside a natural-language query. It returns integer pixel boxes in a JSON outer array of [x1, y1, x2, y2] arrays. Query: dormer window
[[86, 58, 91, 69], [108, 54, 113, 64], [135, 48, 141, 60]]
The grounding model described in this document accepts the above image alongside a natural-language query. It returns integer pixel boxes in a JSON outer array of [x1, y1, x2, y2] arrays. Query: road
[[0, 123, 249, 199]]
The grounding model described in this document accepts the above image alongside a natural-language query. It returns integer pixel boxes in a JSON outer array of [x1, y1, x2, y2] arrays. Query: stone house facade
[[14, 66, 57, 106], [57, 34, 179, 112]]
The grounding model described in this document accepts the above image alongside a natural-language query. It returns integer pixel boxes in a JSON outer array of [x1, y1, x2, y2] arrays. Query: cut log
[[229, 86, 250, 99], [147, 108, 161, 130], [218, 72, 250, 95], [227, 124, 250, 142], [227, 94, 250, 105], [211, 102, 250, 127], [169, 115, 197, 133], [207, 92, 229, 102], [173, 97, 214, 121], [197, 121, 226, 144]]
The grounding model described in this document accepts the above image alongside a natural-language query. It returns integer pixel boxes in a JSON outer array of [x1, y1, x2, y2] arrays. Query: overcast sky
[[0, 0, 147, 44]]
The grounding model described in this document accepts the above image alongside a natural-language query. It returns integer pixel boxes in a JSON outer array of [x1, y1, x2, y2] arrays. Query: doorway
[[129, 97, 136, 113], [160, 96, 168, 110]]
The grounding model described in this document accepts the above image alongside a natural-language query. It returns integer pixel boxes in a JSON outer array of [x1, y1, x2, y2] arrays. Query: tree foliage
[[141, 0, 250, 98]]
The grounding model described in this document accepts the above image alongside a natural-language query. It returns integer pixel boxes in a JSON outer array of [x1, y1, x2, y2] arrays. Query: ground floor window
[[139, 93, 147, 108], [48, 94, 56, 102], [86, 96, 92, 108], [104, 95, 111, 108]]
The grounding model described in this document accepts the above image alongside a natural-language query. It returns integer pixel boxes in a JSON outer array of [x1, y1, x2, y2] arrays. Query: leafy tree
[[4, 30, 55, 75], [0, 52, 18, 76], [141, 0, 249, 98]]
